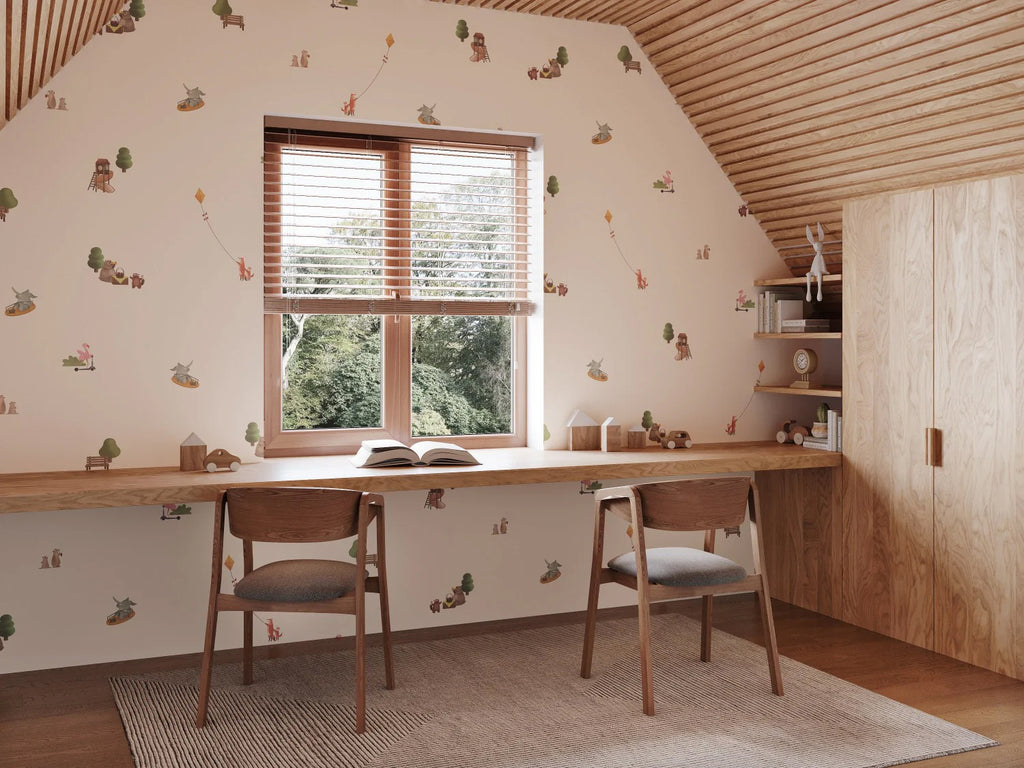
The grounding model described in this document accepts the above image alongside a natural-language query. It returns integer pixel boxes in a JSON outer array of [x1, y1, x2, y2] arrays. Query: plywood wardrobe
[[842, 174, 1024, 681]]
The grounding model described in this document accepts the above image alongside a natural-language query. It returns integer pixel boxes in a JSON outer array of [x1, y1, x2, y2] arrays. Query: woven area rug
[[110, 614, 996, 768]]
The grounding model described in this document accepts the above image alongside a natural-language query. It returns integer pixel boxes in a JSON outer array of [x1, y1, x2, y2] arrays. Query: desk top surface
[[0, 443, 840, 514]]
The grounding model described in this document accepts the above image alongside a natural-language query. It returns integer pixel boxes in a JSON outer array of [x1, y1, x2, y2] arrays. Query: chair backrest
[[225, 487, 368, 543], [632, 477, 751, 531]]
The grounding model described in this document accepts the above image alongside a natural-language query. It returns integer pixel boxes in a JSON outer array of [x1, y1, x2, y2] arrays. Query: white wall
[[0, 0, 800, 672]]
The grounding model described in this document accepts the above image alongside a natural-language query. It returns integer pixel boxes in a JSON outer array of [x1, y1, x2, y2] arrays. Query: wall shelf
[[754, 332, 841, 340], [754, 274, 843, 287], [755, 385, 842, 398]]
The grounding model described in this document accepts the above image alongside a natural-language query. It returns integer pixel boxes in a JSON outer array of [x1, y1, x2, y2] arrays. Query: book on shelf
[[781, 318, 831, 332], [775, 299, 805, 334], [352, 439, 480, 468], [760, 288, 805, 332], [801, 436, 831, 451]]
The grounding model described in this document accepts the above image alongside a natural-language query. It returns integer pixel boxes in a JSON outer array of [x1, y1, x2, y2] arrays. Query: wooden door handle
[[926, 428, 942, 467]]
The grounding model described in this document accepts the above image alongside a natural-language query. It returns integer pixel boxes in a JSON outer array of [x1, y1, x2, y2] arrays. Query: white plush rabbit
[[806, 222, 829, 301]]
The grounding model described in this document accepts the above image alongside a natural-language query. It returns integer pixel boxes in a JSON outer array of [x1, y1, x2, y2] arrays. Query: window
[[263, 118, 536, 456]]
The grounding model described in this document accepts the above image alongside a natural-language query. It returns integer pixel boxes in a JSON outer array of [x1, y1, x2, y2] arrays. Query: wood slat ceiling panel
[[432, 0, 1024, 276], [1, 0, 114, 129]]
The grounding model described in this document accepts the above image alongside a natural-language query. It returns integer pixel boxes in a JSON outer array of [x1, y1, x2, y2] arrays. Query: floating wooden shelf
[[754, 274, 843, 287], [754, 332, 841, 340], [754, 385, 842, 398]]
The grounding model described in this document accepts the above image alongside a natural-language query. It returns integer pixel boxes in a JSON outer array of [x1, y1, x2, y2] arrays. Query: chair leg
[[580, 567, 601, 679], [378, 570, 395, 691], [637, 585, 655, 716], [195, 608, 220, 727], [242, 610, 253, 685], [700, 594, 713, 662], [757, 586, 784, 695], [355, 597, 367, 733]]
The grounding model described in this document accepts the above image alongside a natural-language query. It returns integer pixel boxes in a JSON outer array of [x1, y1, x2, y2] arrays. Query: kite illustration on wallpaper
[[106, 596, 137, 625], [417, 104, 441, 126], [223, 561, 285, 636], [62, 343, 96, 372], [177, 84, 206, 112], [0, 614, 14, 651], [725, 360, 766, 436], [591, 121, 613, 144], [5, 287, 36, 317], [604, 210, 647, 289], [195, 188, 253, 280], [652, 171, 674, 193], [0, 187, 17, 220], [341, 33, 395, 116], [171, 361, 200, 389]]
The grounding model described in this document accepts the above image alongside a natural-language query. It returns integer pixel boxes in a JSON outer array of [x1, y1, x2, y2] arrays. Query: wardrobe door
[[842, 189, 935, 648], [934, 176, 1024, 679]]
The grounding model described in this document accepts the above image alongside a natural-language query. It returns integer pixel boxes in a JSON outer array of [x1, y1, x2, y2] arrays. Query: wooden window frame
[[262, 117, 534, 458]]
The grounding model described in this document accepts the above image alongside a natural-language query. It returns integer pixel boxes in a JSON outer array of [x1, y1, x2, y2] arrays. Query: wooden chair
[[195, 487, 394, 733], [580, 477, 782, 714]]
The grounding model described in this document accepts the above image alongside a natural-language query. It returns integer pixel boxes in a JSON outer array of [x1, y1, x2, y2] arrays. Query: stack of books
[[781, 318, 832, 333], [757, 288, 805, 333], [801, 410, 842, 452]]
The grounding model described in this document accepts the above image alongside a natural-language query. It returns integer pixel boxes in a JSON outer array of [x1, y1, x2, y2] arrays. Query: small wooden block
[[180, 444, 206, 471], [568, 425, 601, 451], [601, 423, 621, 452], [626, 429, 647, 449]]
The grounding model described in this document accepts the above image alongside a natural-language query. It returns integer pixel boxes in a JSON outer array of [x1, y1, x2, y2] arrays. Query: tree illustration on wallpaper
[[0, 614, 14, 650], [0, 187, 17, 221], [115, 147, 133, 173], [455, 19, 469, 43]]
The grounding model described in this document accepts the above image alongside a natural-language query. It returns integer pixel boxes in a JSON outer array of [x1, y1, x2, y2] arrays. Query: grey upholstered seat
[[607, 547, 747, 587], [234, 559, 363, 602]]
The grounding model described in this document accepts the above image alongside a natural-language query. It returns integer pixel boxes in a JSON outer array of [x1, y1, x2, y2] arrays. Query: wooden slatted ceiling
[[1, 0, 119, 130], [432, 0, 1024, 275]]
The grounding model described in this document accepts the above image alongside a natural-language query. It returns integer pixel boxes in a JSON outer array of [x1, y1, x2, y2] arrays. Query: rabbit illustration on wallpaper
[[806, 222, 829, 302]]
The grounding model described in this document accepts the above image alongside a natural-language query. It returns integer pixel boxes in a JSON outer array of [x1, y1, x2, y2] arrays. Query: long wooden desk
[[0, 442, 840, 514]]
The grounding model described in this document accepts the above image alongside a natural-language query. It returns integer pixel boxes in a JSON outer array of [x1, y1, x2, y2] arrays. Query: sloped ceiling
[[7, 1, 1024, 274], [431, 0, 1024, 275]]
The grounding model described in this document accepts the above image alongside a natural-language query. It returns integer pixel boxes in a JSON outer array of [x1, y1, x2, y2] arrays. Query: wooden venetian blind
[[264, 123, 535, 318]]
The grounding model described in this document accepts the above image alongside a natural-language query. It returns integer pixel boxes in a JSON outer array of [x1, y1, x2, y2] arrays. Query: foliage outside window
[[263, 119, 534, 456]]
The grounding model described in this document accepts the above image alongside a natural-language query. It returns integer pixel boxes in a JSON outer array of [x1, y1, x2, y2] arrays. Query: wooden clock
[[790, 347, 818, 389]]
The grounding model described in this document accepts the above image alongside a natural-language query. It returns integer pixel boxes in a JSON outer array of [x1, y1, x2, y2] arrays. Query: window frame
[[262, 117, 534, 458]]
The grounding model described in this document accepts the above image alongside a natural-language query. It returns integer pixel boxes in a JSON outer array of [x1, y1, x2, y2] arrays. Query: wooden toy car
[[776, 420, 810, 445], [203, 449, 241, 472], [660, 430, 693, 449]]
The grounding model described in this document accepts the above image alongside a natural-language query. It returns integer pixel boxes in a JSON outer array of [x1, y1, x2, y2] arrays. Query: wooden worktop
[[0, 443, 840, 514]]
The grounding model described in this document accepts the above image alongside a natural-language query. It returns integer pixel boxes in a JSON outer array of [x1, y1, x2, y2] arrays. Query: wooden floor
[[2, 596, 1022, 768]]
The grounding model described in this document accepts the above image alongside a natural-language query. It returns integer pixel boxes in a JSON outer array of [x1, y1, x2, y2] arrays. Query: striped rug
[[110, 613, 996, 768]]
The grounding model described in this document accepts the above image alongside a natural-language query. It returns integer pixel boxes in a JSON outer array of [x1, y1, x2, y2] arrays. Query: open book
[[352, 439, 480, 468]]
